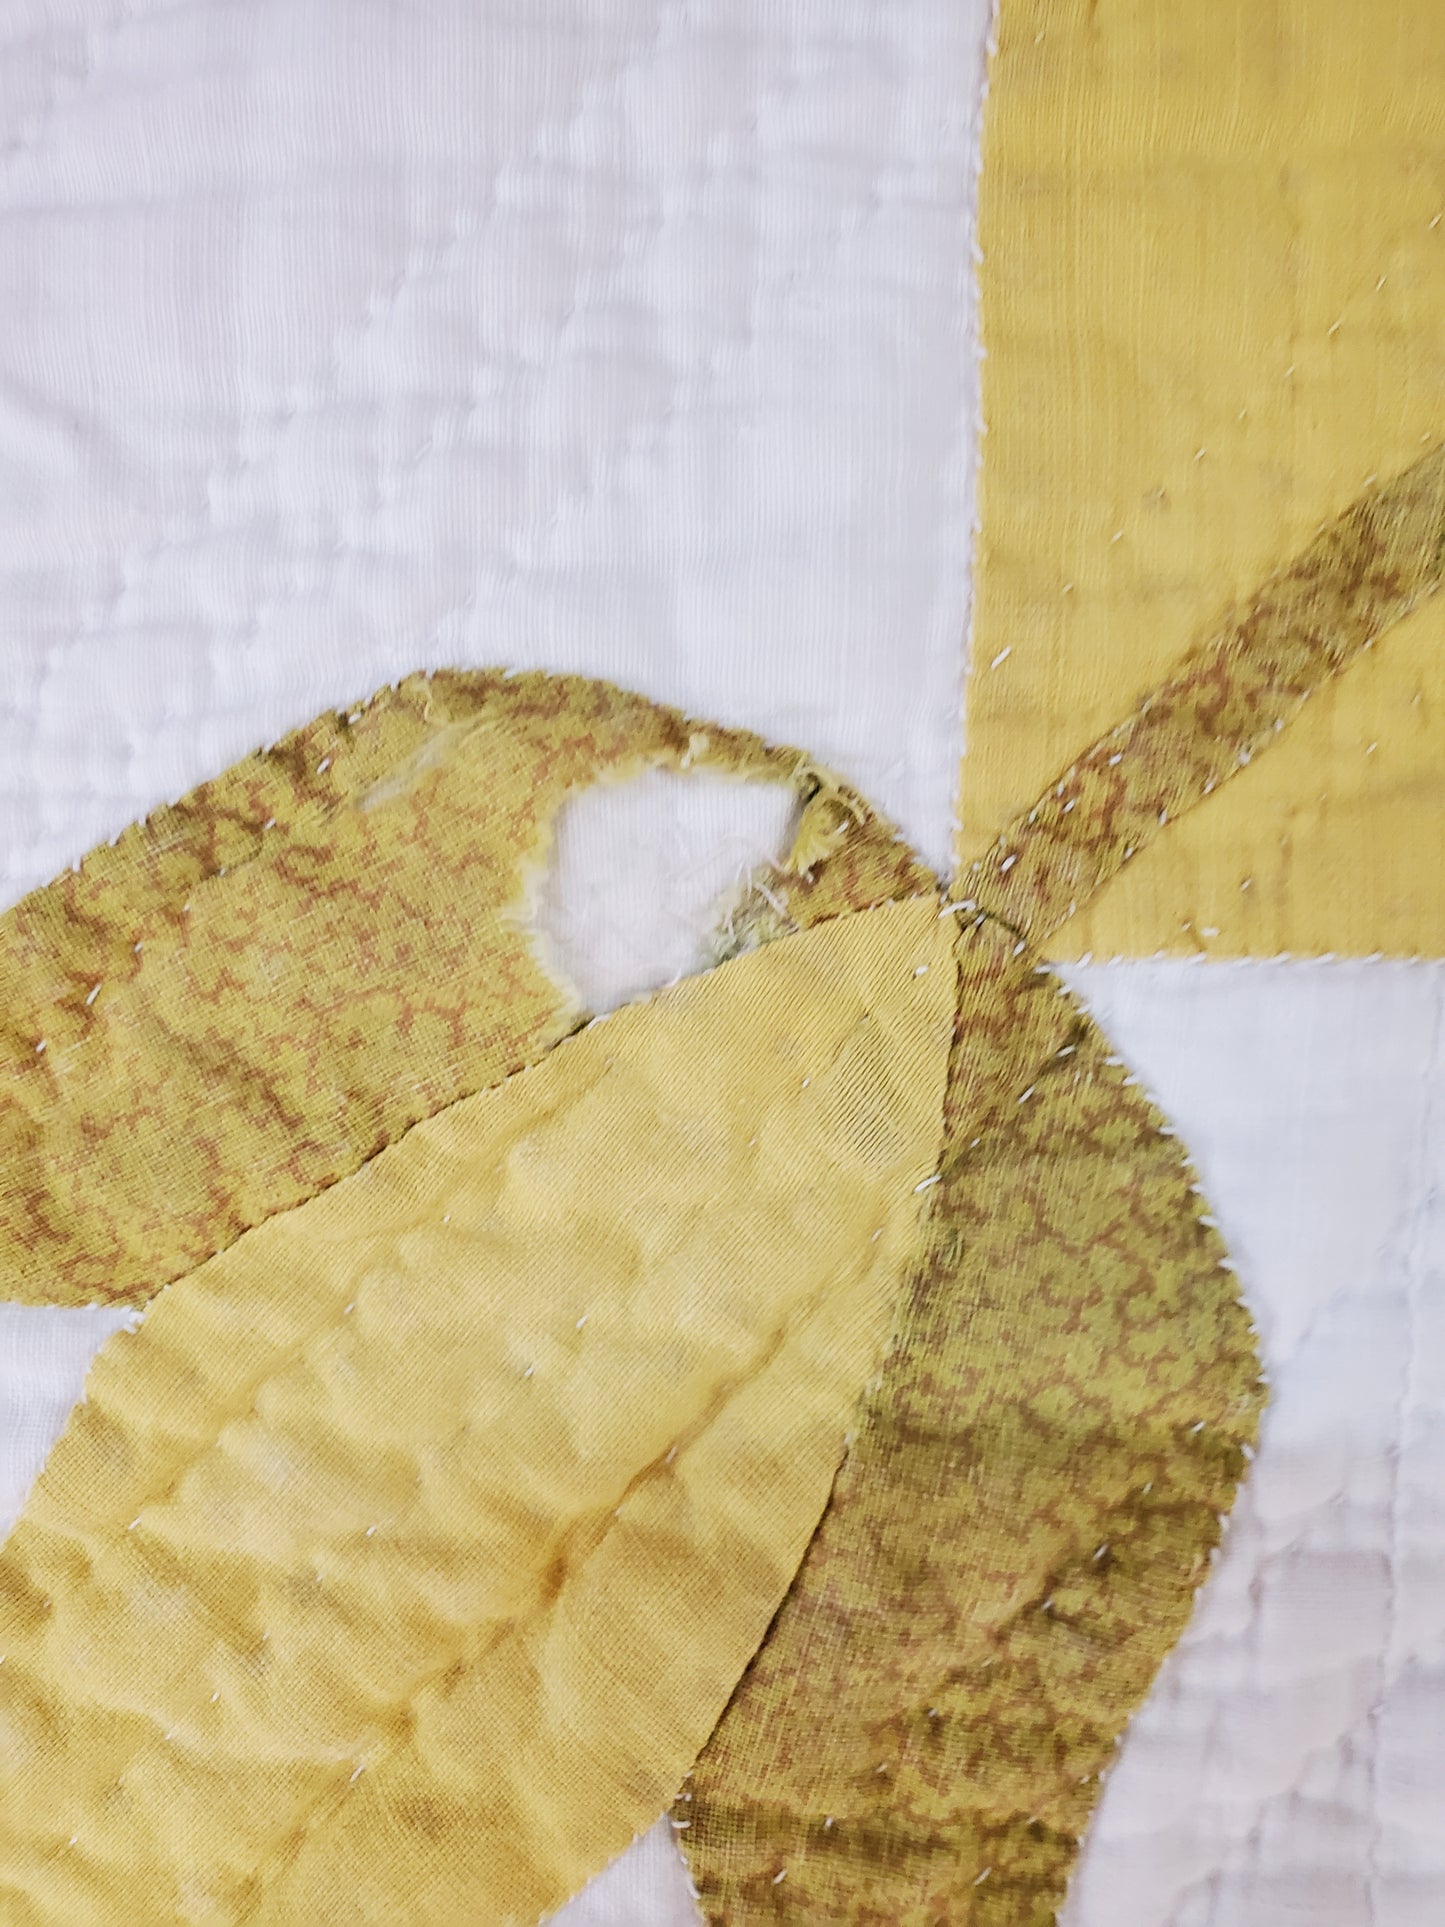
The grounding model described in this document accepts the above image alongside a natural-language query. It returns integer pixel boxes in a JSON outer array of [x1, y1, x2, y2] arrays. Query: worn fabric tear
[[0, 670, 926, 1309]]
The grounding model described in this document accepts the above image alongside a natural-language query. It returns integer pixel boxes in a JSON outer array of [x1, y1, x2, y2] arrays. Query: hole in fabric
[[535, 770, 799, 1013], [550, 1816, 703, 1926]]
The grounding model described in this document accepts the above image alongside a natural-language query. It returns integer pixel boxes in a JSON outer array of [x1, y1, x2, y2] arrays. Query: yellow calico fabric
[[680, 918, 1263, 1925], [0, 669, 928, 1310], [966, 0, 1445, 958], [0, 899, 954, 1926]]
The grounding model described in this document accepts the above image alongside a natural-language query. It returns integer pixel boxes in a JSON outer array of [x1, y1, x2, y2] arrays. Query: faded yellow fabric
[[966, 0, 1445, 958], [680, 916, 1263, 1924], [0, 669, 928, 1309], [0, 898, 953, 1926]]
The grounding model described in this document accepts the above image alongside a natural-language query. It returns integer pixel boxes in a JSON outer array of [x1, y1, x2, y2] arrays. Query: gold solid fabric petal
[[0, 670, 927, 1309], [0, 900, 955, 1926]]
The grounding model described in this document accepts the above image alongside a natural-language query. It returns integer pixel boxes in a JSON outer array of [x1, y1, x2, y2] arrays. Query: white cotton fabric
[[534, 771, 800, 1014], [0, 1302, 135, 1540], [0, 0, 980, 888], [2, 5, 1443, 1924]]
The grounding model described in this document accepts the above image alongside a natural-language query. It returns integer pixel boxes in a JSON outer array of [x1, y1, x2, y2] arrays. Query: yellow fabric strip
[[959, 444, 1445, 949], [965, 0, 1445, 958], [0, 899, 953, 1926]]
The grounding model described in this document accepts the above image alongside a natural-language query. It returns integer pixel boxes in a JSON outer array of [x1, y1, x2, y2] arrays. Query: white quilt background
[[1, 5, 1441, 1923], [0, 0, 976, 887]]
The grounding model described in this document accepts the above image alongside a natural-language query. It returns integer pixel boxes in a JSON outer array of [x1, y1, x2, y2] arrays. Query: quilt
[[0, 3, 1441, 1924]]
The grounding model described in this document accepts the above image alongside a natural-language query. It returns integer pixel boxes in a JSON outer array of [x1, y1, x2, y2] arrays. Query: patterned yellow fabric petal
[[0, 669, 927, 1309], [0, 898, 954, 1926], [679, 917, 1262, 1923]]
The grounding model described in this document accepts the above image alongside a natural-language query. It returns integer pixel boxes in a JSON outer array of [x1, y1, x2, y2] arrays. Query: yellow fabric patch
[[0, 899, 953, 1927], [0, 669, 929, 1310], [965, 0, 1445, 958]]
